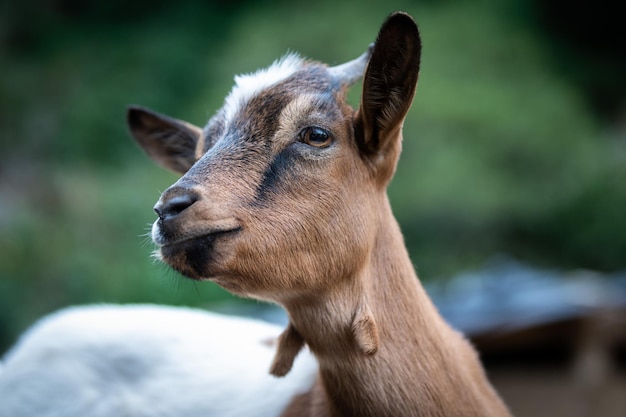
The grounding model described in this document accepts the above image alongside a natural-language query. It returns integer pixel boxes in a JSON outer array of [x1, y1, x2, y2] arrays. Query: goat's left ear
[[127, 105, 203, 175], [355, 12, 421, 184]]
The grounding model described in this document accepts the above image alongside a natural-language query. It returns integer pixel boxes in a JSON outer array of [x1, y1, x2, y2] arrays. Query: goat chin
[[0, 304, 318, 417]]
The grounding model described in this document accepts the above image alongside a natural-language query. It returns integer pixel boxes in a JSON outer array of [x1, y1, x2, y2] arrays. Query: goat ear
[[127, 105, 203, 175], [355, 12, 421, 183]]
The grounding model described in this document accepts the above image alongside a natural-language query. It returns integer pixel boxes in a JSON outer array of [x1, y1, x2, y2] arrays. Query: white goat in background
[[0, 305, 316, 416]]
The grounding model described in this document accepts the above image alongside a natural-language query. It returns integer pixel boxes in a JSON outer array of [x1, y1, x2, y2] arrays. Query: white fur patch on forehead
[[222, 53, 305, 124]]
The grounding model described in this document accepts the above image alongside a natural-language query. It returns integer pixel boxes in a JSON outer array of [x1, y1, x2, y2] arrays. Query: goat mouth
[[157, 227, 242, 280], [158, 227, 242, 249]]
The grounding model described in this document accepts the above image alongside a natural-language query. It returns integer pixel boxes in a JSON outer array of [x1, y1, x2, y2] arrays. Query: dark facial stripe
[[255, 145, 299, 204]]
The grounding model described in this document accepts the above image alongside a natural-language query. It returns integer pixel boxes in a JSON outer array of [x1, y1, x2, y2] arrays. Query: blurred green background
[[1, 0, 624, 355]]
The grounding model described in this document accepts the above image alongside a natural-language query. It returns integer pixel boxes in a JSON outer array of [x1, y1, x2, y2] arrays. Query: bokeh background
[[1, 0, 625, 415]]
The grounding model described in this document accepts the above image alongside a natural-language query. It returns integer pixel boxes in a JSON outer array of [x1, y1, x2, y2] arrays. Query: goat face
[[128, 12, 421, 302]]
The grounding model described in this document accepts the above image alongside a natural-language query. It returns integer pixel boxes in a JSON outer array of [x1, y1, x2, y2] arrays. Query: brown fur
[[270, 323, 305, 377], [128, 12, 512, 417]]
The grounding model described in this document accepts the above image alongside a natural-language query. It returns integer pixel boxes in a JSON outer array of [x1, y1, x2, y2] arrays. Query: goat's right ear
[[127, 105, 203, 175], [355, 12, 421, 184]]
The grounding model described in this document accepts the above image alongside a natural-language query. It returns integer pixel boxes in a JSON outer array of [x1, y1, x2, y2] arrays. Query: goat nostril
[[154, 193, 198, 221]]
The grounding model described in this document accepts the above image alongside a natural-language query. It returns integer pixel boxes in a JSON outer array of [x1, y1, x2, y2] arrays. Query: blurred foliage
[[0, 0, 624, 352]]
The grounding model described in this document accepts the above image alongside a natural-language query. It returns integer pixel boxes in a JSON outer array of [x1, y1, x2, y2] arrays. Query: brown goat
[[128, 12, 512, 417]]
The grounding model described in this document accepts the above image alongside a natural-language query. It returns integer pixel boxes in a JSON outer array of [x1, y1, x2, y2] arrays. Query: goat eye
[[299, 127, 333, 148]]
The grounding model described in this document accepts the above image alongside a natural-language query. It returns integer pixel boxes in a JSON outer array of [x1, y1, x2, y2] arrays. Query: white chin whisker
[[151, 221, 165, 246], [151, 249, 163, 262], [150, 221, 164, 262]]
